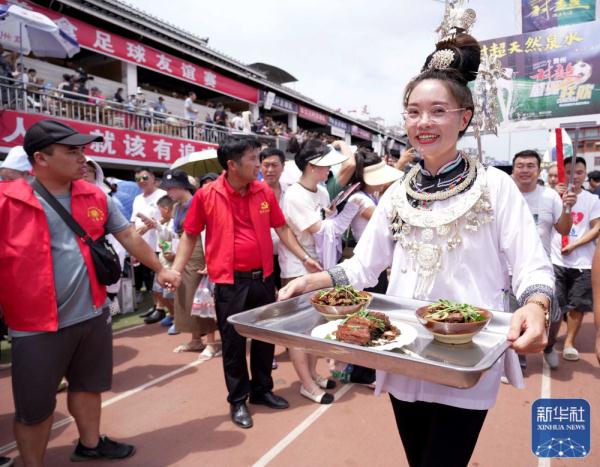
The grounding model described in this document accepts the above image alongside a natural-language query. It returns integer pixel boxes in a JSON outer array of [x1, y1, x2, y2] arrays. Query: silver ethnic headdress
[[434, 0, 506, 160], [429, 1, 476, 71], [435, 0, 476, 43]]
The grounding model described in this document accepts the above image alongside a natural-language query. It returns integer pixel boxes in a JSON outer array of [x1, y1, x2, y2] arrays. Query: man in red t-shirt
[[173, 137, 321, 429]]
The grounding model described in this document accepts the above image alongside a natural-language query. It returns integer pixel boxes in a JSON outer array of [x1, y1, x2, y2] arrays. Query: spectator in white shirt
[[511, 150, 576, 370], [184, 91, 198, 121], [550, 156, 600, 362], [130, 168, 167, 321], [231, 112, 244, 131]]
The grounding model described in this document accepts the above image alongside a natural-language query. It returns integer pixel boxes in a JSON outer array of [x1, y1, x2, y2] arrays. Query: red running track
[[0, 314, 598, 466]]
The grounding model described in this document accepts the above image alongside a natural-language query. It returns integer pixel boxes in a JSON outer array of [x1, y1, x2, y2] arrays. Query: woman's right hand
[[278, 276, 309, 301]]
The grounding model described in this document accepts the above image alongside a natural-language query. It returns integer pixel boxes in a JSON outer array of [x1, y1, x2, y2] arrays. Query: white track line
[[537, 358, 552, 467], [0, 357, 207, 455], [113, 323, 145, 336], [252, 383, 354, 467]]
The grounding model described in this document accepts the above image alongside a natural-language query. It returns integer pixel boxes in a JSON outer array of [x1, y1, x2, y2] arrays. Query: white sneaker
[[500, 376, 509, 384], [543, 348, 560, 369]]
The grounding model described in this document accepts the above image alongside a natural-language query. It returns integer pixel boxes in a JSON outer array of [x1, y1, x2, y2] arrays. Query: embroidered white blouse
[[337, 166, 554, 410]]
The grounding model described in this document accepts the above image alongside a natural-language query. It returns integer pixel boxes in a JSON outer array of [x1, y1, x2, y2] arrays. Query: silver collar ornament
[[387, 156, 494, 298]]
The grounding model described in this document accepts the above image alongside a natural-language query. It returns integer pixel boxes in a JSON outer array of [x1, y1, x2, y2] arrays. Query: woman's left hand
[[507, 303, 548, 353], [304, 257, 323, 273]]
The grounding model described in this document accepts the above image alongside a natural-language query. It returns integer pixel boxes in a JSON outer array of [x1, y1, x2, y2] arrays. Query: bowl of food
[[310, 286, 372, 320], [415, 299, 492, 344]]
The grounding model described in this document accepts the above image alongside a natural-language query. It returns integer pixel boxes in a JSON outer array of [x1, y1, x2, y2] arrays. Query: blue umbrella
[[108, 179, 141, 220], [0, 4, 80, 60]]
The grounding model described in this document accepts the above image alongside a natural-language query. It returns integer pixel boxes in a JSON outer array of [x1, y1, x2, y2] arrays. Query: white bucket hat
[[1, 146, 32, 172], [362, 161, 403, 186]]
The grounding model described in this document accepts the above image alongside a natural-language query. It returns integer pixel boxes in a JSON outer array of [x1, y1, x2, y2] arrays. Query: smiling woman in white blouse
[[279, 32, 553, 467]]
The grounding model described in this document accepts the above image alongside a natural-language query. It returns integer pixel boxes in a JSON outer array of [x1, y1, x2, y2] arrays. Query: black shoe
[[230, 402, 253, 429], [139, 306, 156, 318], [70, 435, 135, 462], [144, 308, 165, 324], [249, 391, 289, 409]]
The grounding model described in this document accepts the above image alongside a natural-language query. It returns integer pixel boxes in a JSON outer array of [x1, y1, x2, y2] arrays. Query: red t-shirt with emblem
[[184, 173, 286, 282]]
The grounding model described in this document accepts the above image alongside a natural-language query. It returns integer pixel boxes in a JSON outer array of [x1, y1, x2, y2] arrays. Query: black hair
[[512, 149, 541, 168], [187, 91, 195, 97], [217, 136, 261, 169], [260, 148, 285, 164], [588, 171, 600, 181], [133, 167, 155, 177], [563, 156, 586, 168], [294, 138, 329, 172], [349, 149, 383, 190], [404, 33, 480, 138], [157, 195, 174, 208], [199, 172, 219, 186], [286, 136, 301, 155]]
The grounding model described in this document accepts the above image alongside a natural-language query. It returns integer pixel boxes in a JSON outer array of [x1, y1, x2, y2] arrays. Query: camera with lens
[[74, 67, 94, 85]]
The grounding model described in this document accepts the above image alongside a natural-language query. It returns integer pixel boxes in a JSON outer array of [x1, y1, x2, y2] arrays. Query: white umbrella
[[170, 149, 223, 178], [0, 4, 79, 58]]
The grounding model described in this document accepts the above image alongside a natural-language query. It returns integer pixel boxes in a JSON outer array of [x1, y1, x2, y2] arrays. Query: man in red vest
[[0, 120, 181, 466], [173, 136, 321, 429]]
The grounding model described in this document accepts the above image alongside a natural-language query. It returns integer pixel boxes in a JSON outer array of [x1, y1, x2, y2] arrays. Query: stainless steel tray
[[228, 292, 511, 389]]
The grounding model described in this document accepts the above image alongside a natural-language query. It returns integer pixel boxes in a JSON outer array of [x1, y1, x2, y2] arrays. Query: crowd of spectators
[[1, 50, 381, 152], [3, 122, 600, 466]]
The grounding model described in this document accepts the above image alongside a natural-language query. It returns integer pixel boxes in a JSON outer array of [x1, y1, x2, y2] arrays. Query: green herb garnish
[[341, 308, 386, 330], [425, 299, 485, 323]]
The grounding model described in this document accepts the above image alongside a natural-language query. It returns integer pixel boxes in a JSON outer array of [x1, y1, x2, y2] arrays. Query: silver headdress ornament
[[428, 49, 456, 70], [472, 53, 506, 140], [434, 0, 507, 161], [435, 0, 476, 42]]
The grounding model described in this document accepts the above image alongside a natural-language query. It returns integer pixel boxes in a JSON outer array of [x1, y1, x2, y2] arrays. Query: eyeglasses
[[402, 106, 466, 123], [135, 175, 150, 182]]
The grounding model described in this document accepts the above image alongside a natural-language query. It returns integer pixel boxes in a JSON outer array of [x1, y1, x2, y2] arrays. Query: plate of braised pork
[[311, 309, 417, 350]]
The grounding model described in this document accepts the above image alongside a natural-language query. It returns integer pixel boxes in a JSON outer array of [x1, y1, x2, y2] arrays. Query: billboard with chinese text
[[522, 0, 596, 32], [0, 111, 215, 167], [479, 20, 600, 124]]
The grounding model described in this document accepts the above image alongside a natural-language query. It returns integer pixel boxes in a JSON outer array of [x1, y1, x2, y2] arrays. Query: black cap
[[160, 170, 195, 191], [23, 120, 103, 158], [199, 172, 219, 185]]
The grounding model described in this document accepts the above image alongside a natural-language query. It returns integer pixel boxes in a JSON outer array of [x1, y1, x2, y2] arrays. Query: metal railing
[[0, 78, 237, 146]]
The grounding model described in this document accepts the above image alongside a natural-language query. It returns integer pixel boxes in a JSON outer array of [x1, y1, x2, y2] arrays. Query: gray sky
[[125, 0, 520, 127]]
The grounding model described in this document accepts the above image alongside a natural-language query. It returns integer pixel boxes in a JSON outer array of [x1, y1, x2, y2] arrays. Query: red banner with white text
[[298, 105, 328, 125], [0, 111, 215, 167], [20, 1, 259, 103]]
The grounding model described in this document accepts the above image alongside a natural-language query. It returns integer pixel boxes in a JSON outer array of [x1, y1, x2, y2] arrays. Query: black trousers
[[390, 395, 487, 467], [133, 262, 154, 292], [214, 275, 276, 404]]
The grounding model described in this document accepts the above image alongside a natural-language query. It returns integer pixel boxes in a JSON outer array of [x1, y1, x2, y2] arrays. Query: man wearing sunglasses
[[131, 168, 167, 322]]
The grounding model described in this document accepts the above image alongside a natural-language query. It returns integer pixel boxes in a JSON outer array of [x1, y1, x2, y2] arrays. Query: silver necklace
[[404, 154, 476, 202], [388, 159, 495, 298]]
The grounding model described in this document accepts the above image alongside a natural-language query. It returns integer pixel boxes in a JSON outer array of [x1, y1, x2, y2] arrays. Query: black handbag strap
[[30, 178, 92, 243]]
